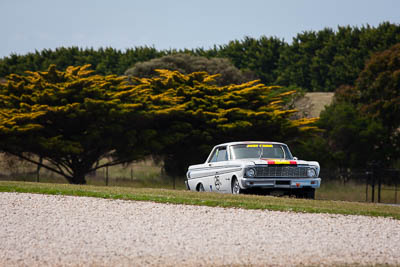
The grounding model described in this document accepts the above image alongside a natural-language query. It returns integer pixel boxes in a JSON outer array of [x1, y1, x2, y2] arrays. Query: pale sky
[[1, 0, 399, 58]]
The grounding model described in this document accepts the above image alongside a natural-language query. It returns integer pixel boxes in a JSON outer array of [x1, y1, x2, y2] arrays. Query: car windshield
[[230, 144, 293, 160]]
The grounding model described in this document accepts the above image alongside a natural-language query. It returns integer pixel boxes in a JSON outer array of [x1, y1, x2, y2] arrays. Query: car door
[[202, 147, 219, 192], [209, 146, 229, 192]]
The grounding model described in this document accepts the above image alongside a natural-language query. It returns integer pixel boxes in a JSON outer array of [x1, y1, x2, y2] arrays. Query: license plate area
[[275, 180, 291, 185]]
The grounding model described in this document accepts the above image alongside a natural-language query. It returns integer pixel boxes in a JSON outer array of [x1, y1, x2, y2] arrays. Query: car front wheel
[[232, 178, 241, 194], [296, 188, 315, 199], [304, 188, 315, 199], [198, 183, 205, 192]]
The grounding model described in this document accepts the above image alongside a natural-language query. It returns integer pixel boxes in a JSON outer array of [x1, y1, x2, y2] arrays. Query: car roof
[[215, 141, 287, 147]]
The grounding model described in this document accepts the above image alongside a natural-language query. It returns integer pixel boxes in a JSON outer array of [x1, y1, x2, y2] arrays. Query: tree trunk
[[36, 156, 43, 182], [67, 169, 87, 184], [68, 175, 87, 184]]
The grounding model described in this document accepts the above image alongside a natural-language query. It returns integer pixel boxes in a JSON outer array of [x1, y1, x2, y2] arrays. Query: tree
[[318, 96, 387, 169], [2, 22, 400, 93], [0, 46, 164, 77], [0, 65, 170, 184], [0, 65, 318, 182], [131, 70, 319, 176], [356, 43, 400, 132], [276, 22, 400, 92], [125, 53, 254, 85], [209, 36, 285, 85], [317, 43, 400, 169]]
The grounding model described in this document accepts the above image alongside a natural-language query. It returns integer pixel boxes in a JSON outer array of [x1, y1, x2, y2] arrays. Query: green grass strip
[[1, 181, 399, 220]]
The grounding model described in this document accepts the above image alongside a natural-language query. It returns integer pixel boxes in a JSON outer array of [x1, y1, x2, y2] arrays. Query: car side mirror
[[293, 157, 298, 160]]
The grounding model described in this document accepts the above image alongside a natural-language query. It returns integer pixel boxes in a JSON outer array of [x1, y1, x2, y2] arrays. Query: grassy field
[[1, 169, 398, 203], [0, 155, 184, 189], [1, 153, 398, 204], [1, 181, 399, 220], [318, 180, 399, 204]]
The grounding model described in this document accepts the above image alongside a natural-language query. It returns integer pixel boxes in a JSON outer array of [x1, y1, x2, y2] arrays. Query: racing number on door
[[214, 175, 222, 190]]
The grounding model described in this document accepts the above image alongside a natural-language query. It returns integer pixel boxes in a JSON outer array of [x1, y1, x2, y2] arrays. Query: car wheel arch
[[231, 175, 238, 187], [231, 175, 241, 194], [196, 183, 204, 192]]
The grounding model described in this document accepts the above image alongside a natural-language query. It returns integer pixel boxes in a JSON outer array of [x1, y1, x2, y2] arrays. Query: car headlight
[[307, 168, 316, 178], [245, 168, 256, 177]]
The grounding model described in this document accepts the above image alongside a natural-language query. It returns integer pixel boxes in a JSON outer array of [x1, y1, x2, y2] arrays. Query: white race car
[[186, 141, 321, 199]]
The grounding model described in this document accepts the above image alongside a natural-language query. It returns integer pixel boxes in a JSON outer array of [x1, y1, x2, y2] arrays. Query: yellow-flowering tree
[[124, 70, 318, 176], [0, 65, 174, 184], [0, 65, 318, 183]]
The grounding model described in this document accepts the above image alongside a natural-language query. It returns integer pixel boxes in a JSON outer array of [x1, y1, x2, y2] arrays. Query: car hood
[[224, 158, 309, 166], [249, 158, 310, 165]]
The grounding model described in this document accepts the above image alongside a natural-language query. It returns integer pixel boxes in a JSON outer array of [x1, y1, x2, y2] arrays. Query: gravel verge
[[1, 192, 400, 266]]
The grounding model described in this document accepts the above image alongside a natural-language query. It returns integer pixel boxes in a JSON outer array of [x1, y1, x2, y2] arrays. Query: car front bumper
[[240, 178, 321, 189]]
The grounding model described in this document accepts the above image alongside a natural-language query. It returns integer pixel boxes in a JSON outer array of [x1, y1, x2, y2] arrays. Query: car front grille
[[254, 166, 308, 178]]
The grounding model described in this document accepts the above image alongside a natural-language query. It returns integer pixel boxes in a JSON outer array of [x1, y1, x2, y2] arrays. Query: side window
[[216, 147, 228, 162], [208, 147, 228, 162], [209, 149, 218, 162]]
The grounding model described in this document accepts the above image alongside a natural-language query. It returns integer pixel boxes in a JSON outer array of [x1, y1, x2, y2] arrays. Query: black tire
[[295, 192, 304, 199], [295, 189, 315, 199], [231, 178, 241, 194], [198, 183, 205, 192], [303, 188, 315, 199]]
